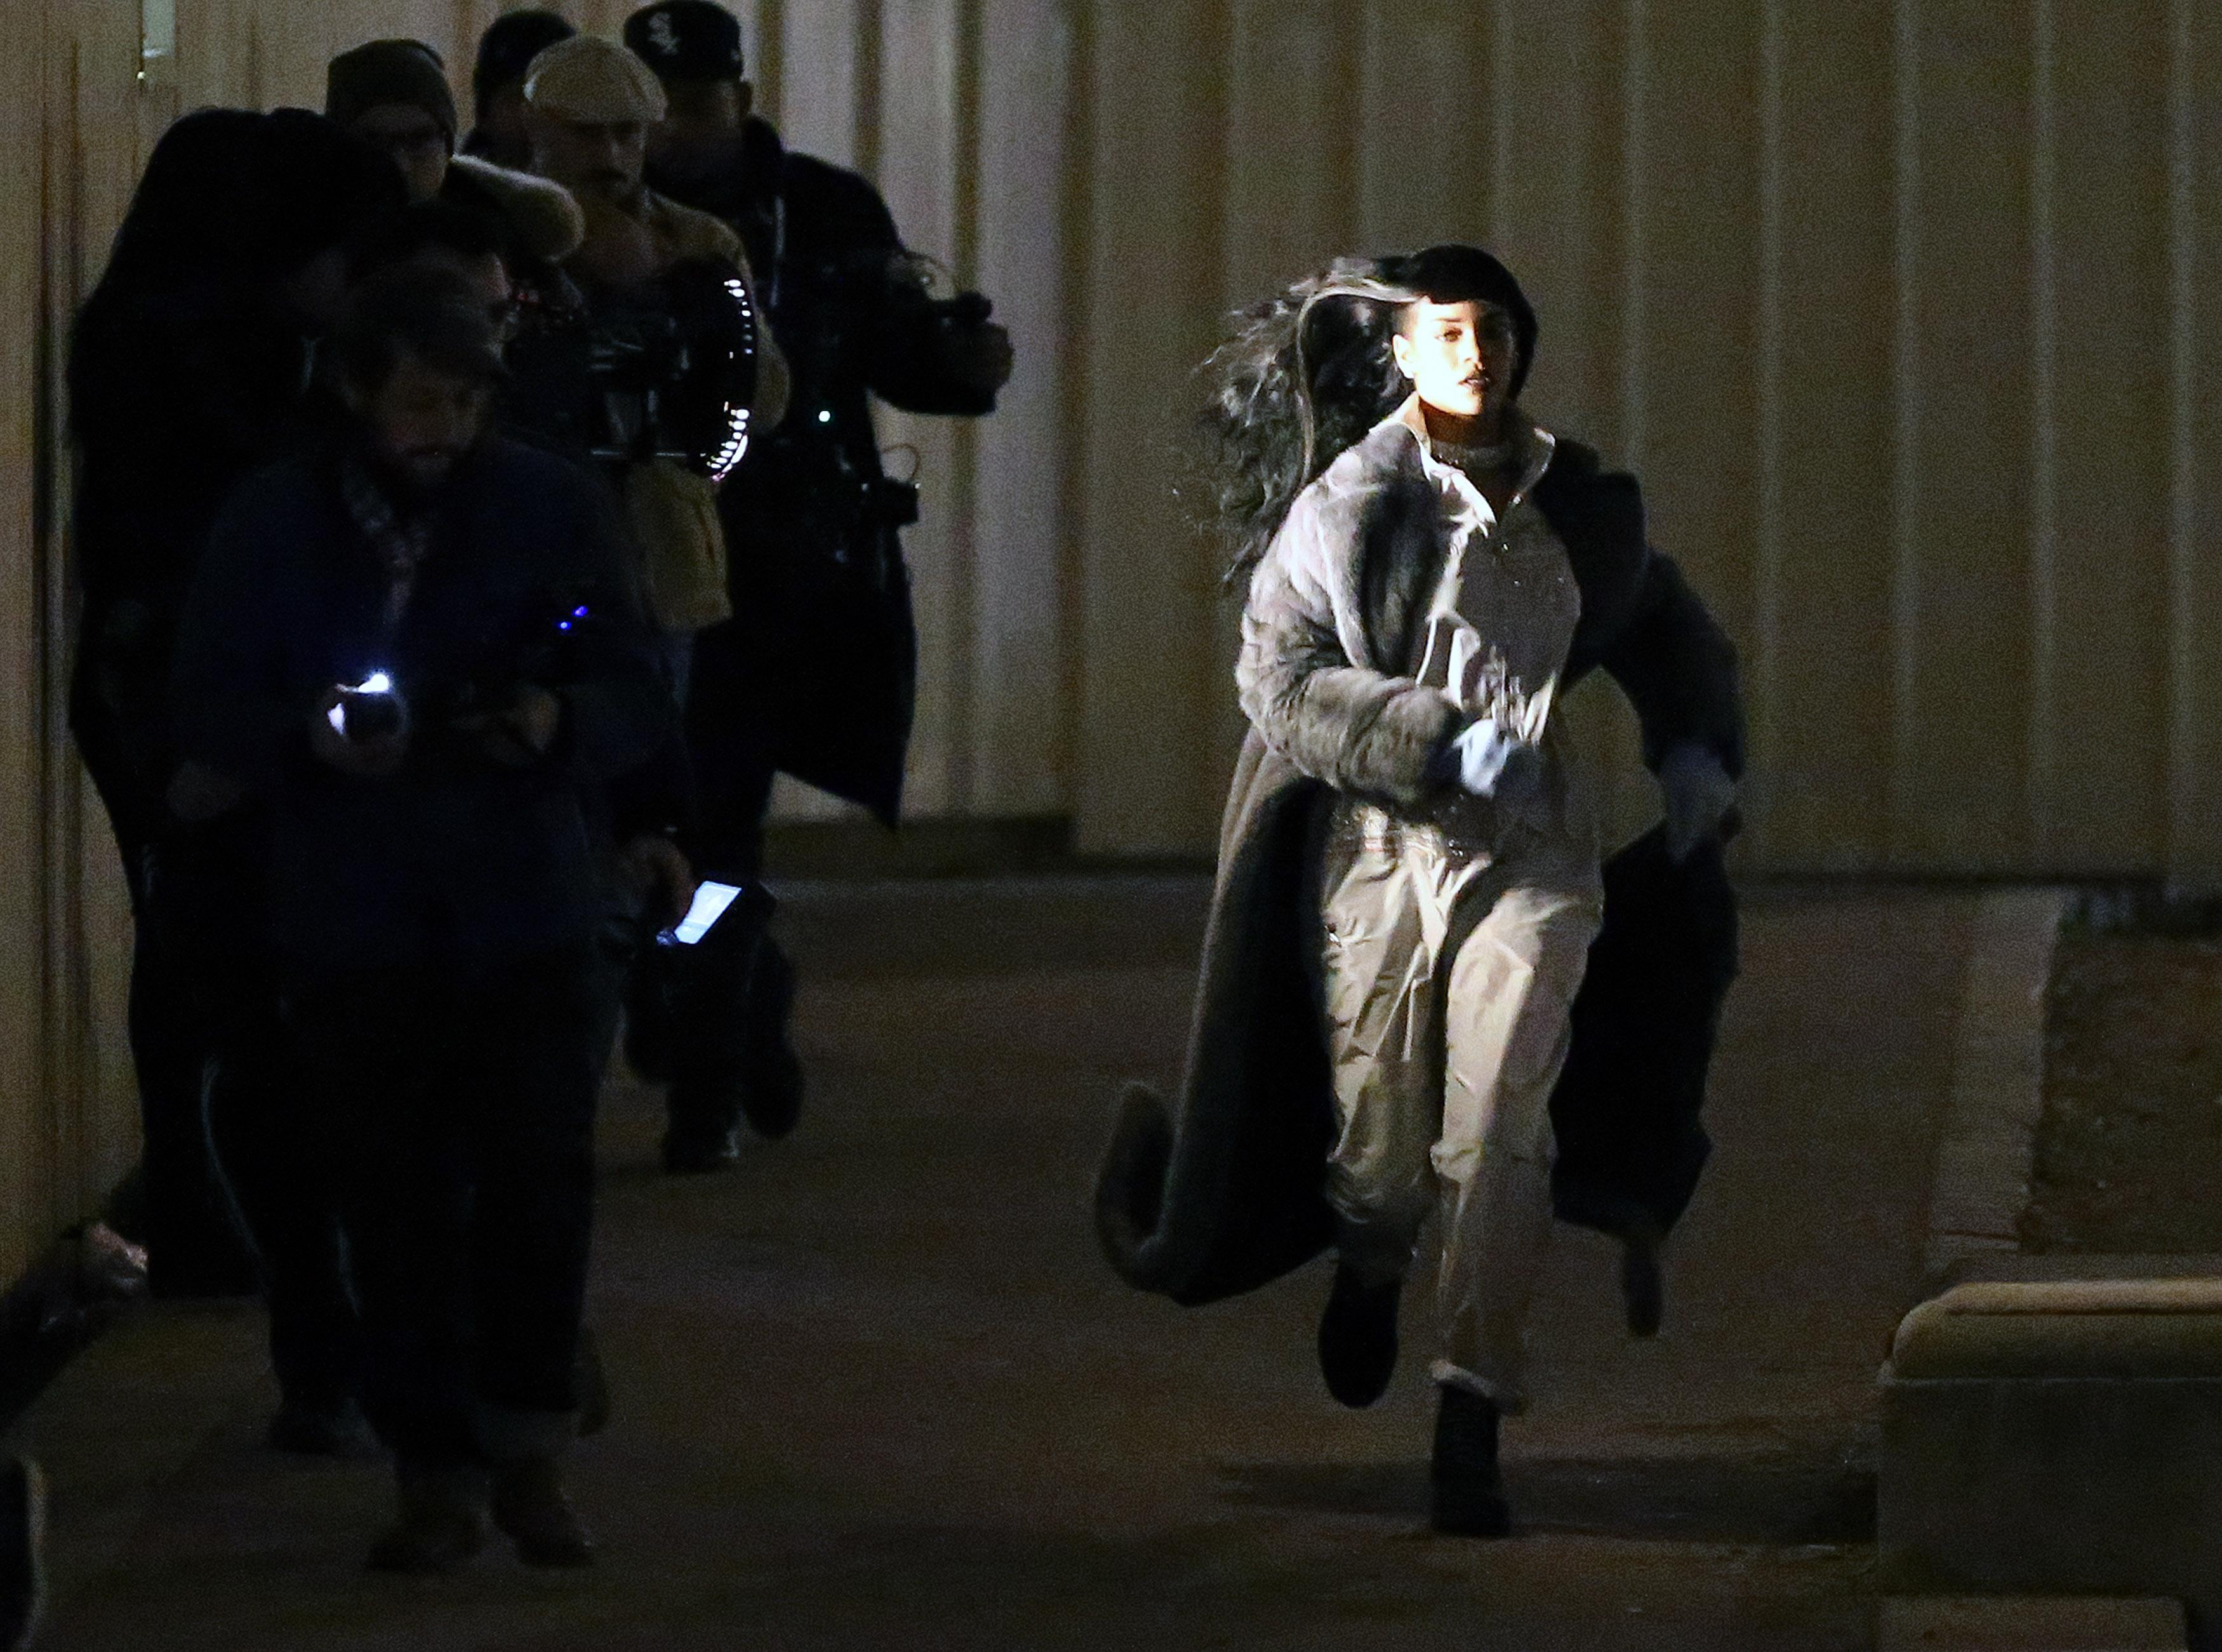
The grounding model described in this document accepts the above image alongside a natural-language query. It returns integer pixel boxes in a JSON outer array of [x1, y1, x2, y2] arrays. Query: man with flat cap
[[520, 36, 795, 1171], [620, 0, 1013, 1166]]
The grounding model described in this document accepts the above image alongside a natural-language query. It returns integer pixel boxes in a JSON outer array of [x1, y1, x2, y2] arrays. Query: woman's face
[[1390, 299, 1518, 432]]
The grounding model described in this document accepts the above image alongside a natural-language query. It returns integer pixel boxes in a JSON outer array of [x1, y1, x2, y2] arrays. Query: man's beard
[[373, 442, 472, 505]]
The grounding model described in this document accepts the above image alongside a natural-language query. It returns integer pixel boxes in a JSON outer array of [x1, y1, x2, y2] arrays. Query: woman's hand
[[1660, 742, 1737, 862]]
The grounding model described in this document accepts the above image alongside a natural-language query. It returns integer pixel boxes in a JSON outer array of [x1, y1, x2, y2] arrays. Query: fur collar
[[447, 154, 585, 264]]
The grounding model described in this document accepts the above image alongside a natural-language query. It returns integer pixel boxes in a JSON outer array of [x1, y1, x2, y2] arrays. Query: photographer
[[325, 38, 586, 317], [624, 0, 1014, 1165], [523, 34, 787, 676], [170, 266, 669, 1574]]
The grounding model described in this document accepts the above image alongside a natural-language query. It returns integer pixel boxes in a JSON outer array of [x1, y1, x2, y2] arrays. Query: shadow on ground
[[1219, 1455, 1875, 1544]]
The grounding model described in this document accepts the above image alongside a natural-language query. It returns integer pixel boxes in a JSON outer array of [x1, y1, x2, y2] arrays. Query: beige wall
[[1070, 0, 2222, 876], [4, 0, 2219, 1270]]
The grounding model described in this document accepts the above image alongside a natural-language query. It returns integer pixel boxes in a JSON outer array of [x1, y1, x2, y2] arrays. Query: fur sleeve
[[1235, 482, 1461, 805], [447, 154, 586, 264]]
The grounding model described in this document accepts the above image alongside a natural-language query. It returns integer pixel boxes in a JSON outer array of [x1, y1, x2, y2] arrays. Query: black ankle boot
[[367, 1465, 489, 1575], [1317, 1262, 1401, 1409], [1430, 1387, 1510, 1537], [1620, 1221, 1665, 1338]]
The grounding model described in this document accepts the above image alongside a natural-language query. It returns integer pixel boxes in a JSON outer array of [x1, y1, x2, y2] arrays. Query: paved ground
[[15, 878, 1978, 1651]]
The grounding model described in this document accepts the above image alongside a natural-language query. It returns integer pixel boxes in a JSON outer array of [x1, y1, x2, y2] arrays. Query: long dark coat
[[1094, 415, 1745, 1307], [658, 118, 1001, 830]]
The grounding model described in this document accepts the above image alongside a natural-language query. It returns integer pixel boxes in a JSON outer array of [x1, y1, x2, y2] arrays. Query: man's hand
[[616, 834, 696, 929], [1660, 742, 1738, 862], [948, 321, 1015, 399], [309, 687, 409, 778], [457, 688, 565, 768], [166, 761, 246, 824]]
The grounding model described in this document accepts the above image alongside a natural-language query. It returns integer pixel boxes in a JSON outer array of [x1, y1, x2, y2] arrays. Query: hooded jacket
[[1094, 410, 1743, 1307]]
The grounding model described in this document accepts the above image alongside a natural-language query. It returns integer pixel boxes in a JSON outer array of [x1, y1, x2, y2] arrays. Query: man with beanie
[[465, 10, 576, 170], [326, 39, 458, 202], [621, 0, 1011, 1166], [328, 37, 585, 276]]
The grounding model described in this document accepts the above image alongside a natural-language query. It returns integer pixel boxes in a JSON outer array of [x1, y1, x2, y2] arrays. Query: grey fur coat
[[1094, 411, 1743, 1307]]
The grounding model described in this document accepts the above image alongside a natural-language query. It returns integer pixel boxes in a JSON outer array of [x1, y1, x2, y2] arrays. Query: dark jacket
[[655, 117, 999, 826], [68, 277, 319, 841], [1094, 415, 1743, 1307], [171, 438, 670, 968]]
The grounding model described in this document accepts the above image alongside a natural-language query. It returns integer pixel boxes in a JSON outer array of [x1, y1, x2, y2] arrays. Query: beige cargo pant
[[1319, 801, 1603, 1413]]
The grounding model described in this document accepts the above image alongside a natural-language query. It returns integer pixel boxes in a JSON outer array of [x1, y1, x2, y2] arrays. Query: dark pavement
[[15, 878, 1978, 1651]]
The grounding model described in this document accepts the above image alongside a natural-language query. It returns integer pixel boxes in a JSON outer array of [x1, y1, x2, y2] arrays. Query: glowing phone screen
[[667, 881, 744, 946]]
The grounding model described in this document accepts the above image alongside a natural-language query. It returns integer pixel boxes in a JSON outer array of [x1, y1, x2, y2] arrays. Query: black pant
[[84, 724, 358, 1393], [288, 944, 604, 1467], [108, 808, 272, 1296], [643, 688, 794, 1140]]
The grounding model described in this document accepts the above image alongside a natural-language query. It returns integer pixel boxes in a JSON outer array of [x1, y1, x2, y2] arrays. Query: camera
[[329, 671, 406, 743], [340, 592, 608, 748], [582, 258, 760, 479]]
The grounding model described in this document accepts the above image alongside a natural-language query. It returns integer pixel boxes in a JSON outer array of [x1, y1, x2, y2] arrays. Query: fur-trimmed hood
[[446, 153, 585, 265]]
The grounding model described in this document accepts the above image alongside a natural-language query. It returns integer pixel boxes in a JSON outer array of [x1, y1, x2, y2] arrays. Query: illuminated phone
[[658, 880, 745, 947]]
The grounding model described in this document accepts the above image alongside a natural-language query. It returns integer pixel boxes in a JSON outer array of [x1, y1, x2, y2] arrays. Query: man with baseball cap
[[618, 1, 1012, 1168]]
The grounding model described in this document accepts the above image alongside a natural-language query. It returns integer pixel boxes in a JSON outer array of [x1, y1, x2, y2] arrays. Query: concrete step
[[1878, 1596, 2187, 1651]]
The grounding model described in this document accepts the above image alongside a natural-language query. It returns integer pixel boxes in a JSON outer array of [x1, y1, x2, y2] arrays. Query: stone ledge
[[1888, 1281, 2222, 1385], [1878, 1595, 2186, 1651], [1923, 890, 2072, 1286]]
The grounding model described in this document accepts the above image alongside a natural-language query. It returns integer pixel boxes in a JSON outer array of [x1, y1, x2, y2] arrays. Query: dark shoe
[[736, 945, 804, 1140], [660, 1124, 742, 1175], [367, 1465, 488, 1575], [576, 1328, 611, 1439], [267, 1397, 377, 1459], [490, 1459, 596, 1568], [736, 1041, 804, 1142], [622, 950, 678, 1085], [1430, 1387, 1510, 1538], [1317, 1262, 1401, 1409], [0, 1458, 45, 1652], [1620, 1223, 1665, 1338]]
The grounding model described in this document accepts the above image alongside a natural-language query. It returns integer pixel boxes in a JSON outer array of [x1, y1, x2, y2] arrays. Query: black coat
[[654, 119, 999, 827], [170, 439, 670, 968], [68, 276, 317, 843], [1094, 414, 1743, 1307]]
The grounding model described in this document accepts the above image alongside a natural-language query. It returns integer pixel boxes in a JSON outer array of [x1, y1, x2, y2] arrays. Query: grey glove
[[1438, 716, 1543, 803], [1660, 742, 1737, 862]]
